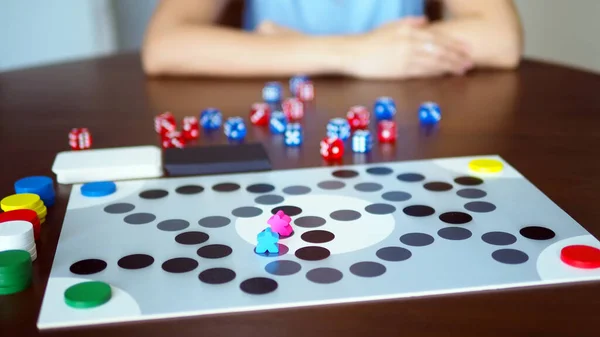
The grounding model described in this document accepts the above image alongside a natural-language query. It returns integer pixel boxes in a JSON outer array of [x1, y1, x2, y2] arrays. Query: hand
[[341, 17, 473, 79], [255, 20, 303, 36]]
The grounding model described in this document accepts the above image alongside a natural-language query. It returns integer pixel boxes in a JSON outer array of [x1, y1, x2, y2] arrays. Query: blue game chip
[[80, 181, 117, 197], [14, 175, 56, 206]]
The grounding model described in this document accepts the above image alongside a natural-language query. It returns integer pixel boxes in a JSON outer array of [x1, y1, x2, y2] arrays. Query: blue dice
[[263, 82, 283, 103], [374, 96, 396, 121], [419, 102, 441, 124], [284, 123, 303, 146], [269, 111, 287, 134], [199, 108, 222, 130], [326, 118, 351, 141], [224, 117, 246, 140], [352, 130, 373, 153], [289, 75, 309, 96]]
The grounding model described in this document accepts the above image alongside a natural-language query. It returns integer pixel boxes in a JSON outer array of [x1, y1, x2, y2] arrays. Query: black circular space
[[255, 194, 284, 205], [70, 259, 107, 275], [197, 244, 232, 259], [232, 206, 263, 218], [424, 182, 453, 192], [349, 261, 386, 277], [330, 209, 361, 221], [397, 173, 425, 182], [365, 203, 396, 215], [199, 268, 236, 284], [306, 267, 343, 284], [271, 205, 302, 216], [104, 203, 135, 214], [161, 257, 198, 273], [332, 169, 359, 178], [265, 260, 302, 276], [465, 201, 496, 213], [482, 231, 517, 246], [198, 216, 231, 228], [376, 247, 412, 262], [212, 183, 240, 192], [301, 230, 335, 244], [139, 189, 169, 199], [282, 185, 311, 195], [354, 182, 383, 192], [457, 188, 487, 199], [294, 216, 327, 228], [400, 233, 435, 247], [438, 227, 472, 241], [175, 231, 209, 245], [492, 249, 529, 264], [366, 167, 393, 175], [439, 212, 473, 225], [157, 219, 190, 231], [381, 191, 412, 202], [240, 277, 278, 295], [403, 205, 435, 217], [317, 180, 345, 190], [175, 185, 204, 195], [118, 254, 154, 270], [519, 226, 556, 240], [124, 213, 156, 225], [454, 176, 484, 186], [246, 183, 275, 194], [295, 246, 330, 261], [254, 243, 289, 257]]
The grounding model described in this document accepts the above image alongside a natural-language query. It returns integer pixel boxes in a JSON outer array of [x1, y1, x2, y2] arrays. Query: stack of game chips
[[0, 209, 41, 242], [14, 176, 56, 207], [0, 250, 33, 295], [0, 218, 36, 260], [1, 193, 47, 225]]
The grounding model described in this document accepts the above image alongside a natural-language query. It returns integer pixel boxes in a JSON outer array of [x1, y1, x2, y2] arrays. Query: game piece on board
[[347, 106, 370, 130], [255, 228, 280, 254], [200, 108, 223, 130], [249, 103, 270, 126], [377, 120, 397, 143], [154, 112, 177, 135], [289, 74, 309, 96], [267, 210, 293, 237], [0, 210, 41, 241], [560, 245, 600, 269], [161, 131, 186, 149], [68, 128, 92, 150], [374, 97, 396, 120], [284, 123, 303, 147], [0, 221, 36, 261], [14, 176, 56, 207], [262, 82, 283, 103], [0, 250, 32, 295], [51, 145, 163, 184], [320, 137, 344, 160], [352, 130, 373, 153], [468, 159, 504, 173], [64, 281, 112, 309], [224, 117, 247, 141], [282, 98, 304, 121], [269, 111, 287, 135], [80, 181, 117, 198], [181, 116, 200, 141], [163, 143, 271, 176], [296, 81, 315, 101], [326, 118, 351, 141], [419, 102, 442, 124]]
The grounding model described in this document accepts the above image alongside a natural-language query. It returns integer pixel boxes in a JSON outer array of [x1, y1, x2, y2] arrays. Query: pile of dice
[[68, 128, 92, 150], [154, 111, 201, 149]]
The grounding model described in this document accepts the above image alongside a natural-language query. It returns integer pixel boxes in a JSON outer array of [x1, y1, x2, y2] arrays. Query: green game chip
[[0, 250, 31, 273], [64, 281, 112, 309], [0, 278, 31, 295], [0, 270, 32, 287]]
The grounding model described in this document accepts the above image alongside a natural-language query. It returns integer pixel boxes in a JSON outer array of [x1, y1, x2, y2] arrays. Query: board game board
[[37, 155, 600, 329]]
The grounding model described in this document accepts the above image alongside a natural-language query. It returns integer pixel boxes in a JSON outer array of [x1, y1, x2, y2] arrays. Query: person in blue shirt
[[142, 0, 522, 79]]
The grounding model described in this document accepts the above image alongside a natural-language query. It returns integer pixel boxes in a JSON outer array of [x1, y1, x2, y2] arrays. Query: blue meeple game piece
[[289, 75, 308, 96], [80, 181, 117, 197], [419, 102, 442, 124], [284, 123, 302, 146], [256, 228, 279, 255], [14, 176, 56, 206], [262, 82, 282, 103], [269, 111, 287, 134], [224, 117, 247, 140], [326, 118, 351, 141], [374, 96, 396, 120], [351, 130, 373, 153], [199, 108, 222, 130]]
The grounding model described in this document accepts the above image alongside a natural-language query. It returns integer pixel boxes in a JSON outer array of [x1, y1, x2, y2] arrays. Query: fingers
[[255, 20, 302, 36], [411, 31, 473, 75]]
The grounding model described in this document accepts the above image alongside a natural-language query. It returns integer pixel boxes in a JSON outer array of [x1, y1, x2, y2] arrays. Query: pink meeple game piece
[[267, 210, 293, 237]]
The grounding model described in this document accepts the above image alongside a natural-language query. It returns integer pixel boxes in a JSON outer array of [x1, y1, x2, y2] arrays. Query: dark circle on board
[[157, 219, 190, 231], [465, 201, 497, 213], [255, 194, 285, 205], [439, 212, 473, 225], [232, 206, 263, 218], [423, 182, 453, 192], [161, 257, 199, 273], [198, 216, 231, 228], [381, 191, 412, 202], [519, 226, 556, 240], [294, 216, 327, 228], [454, 176, 484, 186], [175, 231, 209, 245], [246, 183, 275, 194], [271, 205, 302, 216], [330, 210, 361, 221], [212, 183, 241, 192], [306, 267, 344, 284], [366, 167, 394, 175], [265, 260, 302, 276], [254, 243, 289, 257], [397, 173, 426, 182], [317, 180, 345, 190], [117, 254, 154, 270], [332, 169, 359, 178], [139, 189, 169, 199], [282, 185, 311, 195], [492, 249, 529, 265], [104, 203, 135, 214], [400, 233, 435, 247], [198, 268, 236, 285], [438, 227, 472, 241], [457, 188, 487, 199], [349, 261, 387, 277], [403, 205, 435, 217], [124, 213, 156, 225], [175, 185, 204, 195], [365, 203, 396, 215], [295, 246, 330, 261], [482, 231, 517, 246], [197, 244, 233, 259], [301, 230, 335, 244], [70, 259, 107, 275], [240, 277, 278, 295], [376, 246, 412, 262], [354, 182, 384, 192]]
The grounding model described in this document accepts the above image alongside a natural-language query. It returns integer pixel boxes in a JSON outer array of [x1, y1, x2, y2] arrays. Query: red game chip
[[0, 209, 41, 240], [560, 245, 600, 269]]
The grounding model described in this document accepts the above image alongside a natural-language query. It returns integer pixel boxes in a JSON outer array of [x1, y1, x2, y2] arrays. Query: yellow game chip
[[468, 159, 504, 173], [0, 194, 41, 212]]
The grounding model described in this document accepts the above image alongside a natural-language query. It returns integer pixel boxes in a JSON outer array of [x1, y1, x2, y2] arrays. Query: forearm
[[142, 24, 348, 77]]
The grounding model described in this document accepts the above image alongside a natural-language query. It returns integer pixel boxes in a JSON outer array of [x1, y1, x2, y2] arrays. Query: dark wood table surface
[[1, 53, 600, 337]]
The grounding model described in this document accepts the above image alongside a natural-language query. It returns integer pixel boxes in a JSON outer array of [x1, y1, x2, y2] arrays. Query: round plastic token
[[0, 194, 41, 211], [0, 280, 31, 295], [560, 245, 600, 269], [64, 281, 112, 309], [14, 176, 53, 192], [0, 250, 31, 273], [0, 209, 39, 224], [80, 182, 117, 197], [468, 159, 504, 174]]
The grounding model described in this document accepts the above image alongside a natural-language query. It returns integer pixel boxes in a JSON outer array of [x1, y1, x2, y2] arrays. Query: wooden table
[[1, 53, 600, 337]]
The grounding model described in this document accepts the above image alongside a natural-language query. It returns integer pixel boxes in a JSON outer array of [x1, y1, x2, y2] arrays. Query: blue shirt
[[243, 0, 425, 35]]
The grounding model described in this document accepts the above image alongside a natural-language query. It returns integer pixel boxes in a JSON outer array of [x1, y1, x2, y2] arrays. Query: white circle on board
[[536, 235, 600, 282]]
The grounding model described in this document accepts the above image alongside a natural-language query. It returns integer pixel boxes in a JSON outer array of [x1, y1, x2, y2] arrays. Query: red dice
[[162, 131, 185, 149], [250, 103, 270, 126], [68, 128, 92, 150], [155, 112, 176, 135], [320, 137, 344, 160], [282, 98, 304, 121], [346, 105, 370, 130], [377, 120, 396, 143], [296, 81, 314, 101], [182, 116, 200, 140]]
